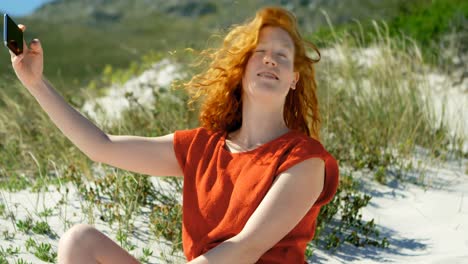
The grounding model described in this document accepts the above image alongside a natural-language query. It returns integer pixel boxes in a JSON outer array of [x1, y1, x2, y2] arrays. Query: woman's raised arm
[[10, 24, 182, 177]]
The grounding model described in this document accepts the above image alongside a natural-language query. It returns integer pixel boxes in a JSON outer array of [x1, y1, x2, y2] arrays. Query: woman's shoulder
[[173, 126, 223, 146], [286, 131, 330, 157]]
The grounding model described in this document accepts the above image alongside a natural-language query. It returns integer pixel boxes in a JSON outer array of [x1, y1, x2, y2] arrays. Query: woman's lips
[[257, 72, 279, 80]]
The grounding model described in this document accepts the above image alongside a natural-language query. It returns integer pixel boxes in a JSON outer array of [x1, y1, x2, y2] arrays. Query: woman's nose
[[263, 52, 277, 66]]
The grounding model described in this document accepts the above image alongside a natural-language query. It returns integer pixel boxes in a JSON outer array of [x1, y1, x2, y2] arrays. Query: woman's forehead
[[257, 26, 294, 49]]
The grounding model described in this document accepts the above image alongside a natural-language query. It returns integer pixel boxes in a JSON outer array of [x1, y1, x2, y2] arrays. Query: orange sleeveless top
[[173, 127, 339, 263]]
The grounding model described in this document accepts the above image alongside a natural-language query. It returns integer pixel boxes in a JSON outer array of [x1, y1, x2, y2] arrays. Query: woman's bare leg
[[58, 223, 140, 264]]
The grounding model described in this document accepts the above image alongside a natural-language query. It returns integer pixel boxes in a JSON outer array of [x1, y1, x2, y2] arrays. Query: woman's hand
[[10, 24, 44, 89]]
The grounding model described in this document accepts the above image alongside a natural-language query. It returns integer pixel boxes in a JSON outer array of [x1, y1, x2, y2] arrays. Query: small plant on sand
[[0, 202, 5, 217], [25, 239, 57, 263], [15, 258, 33, 264], [16, 217, 34, 233], [311, 171, 390, 253], [138, 247, 154, 263], [38, 208, 53, 218], [116, 228, 136, 252], [2, 230, 15, 241], [0, 245, 20, 259], [34, 242, 57, 263], [32, 221, 54, 237]]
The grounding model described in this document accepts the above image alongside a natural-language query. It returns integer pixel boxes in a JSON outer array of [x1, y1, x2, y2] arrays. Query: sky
[[0, 0, 55, 17]]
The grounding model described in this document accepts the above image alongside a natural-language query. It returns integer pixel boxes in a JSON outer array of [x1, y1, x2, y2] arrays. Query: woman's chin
[[250, 83, 288, 96]]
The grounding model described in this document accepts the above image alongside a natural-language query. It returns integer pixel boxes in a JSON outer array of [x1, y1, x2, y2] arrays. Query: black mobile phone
[[3, 14, 23, 55]]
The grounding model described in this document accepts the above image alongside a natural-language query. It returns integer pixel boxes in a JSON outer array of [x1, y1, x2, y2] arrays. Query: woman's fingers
[[29, 39, 42, 54], [18, 24, 41, 54], [18, 24, 28, 52], [11, 52, 24, 65], [9, 49, 16, 58]]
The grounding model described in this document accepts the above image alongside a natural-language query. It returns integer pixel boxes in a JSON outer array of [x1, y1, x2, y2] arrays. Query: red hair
[[183, 6, 321, 139]]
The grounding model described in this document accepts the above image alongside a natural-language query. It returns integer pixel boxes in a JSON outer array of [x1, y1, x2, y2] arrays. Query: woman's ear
[[291, 72, 300, 90]]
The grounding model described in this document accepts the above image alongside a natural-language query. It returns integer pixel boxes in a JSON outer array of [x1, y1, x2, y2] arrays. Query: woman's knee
[[58, 224, 100, 257]]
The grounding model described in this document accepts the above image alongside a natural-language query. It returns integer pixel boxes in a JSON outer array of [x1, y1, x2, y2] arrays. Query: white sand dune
[[81, 59, 184, 127], [311, 157, 468, 263]]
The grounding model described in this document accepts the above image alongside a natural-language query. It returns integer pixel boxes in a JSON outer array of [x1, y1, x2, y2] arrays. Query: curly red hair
[[183, 6, 321, 139]]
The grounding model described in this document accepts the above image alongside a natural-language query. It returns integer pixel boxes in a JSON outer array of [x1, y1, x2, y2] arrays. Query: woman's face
[[242, 26, 299, 102]]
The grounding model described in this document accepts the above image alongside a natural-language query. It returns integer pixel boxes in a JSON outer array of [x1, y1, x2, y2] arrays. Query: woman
[[10, 6, 339, 264]]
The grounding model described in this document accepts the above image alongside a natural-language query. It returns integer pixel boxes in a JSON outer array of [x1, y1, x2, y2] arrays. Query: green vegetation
[[32, 221, 53, 236], [311, 0, 467, 66], [0, 245, 20, 259], [0, 202, 5, 217], [388, 0, 467, 48], [25, 239, 57, 263], [16, 217, 34, 233], [313, 172, 390, 253], [2, 230, 15, 241], [15, 259, 33, 264], [317, 23, 465, 169], [138, 247, 154, 264]]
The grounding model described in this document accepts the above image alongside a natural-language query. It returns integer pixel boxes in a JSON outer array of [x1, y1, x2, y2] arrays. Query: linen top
[[173, 127, 339, 263]]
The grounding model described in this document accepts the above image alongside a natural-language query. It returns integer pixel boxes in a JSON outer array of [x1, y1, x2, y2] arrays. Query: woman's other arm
[[187, 158, 325, 263]]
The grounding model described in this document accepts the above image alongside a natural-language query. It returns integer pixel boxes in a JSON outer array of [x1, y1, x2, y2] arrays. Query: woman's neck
[[227, 100, 291, 149]]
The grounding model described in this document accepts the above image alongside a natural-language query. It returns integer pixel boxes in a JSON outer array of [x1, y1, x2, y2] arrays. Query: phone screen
[[3, 14, 23, 55]]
